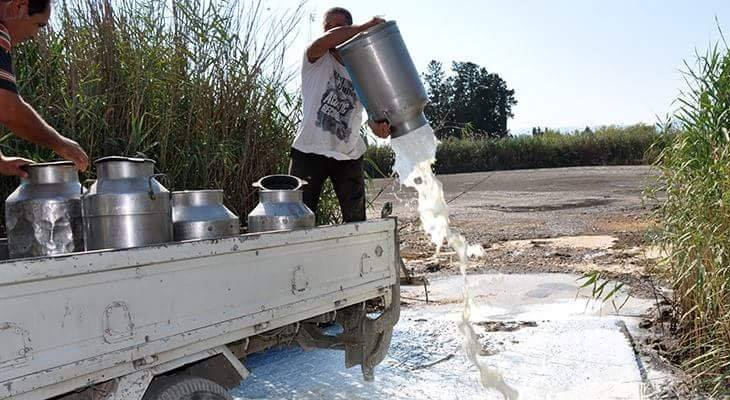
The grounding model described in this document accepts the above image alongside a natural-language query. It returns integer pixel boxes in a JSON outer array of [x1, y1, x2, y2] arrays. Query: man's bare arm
[[0, 89, 89, 171], [307, 17, 384, 63]]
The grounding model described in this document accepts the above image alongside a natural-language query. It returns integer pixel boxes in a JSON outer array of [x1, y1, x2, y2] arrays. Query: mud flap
[[342, 217, 402, 380], [297, 273, 401, 381], [294, 218, 402, 381], [340, 302, 397, 381]]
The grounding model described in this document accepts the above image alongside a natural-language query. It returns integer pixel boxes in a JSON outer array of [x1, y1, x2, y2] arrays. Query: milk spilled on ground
[[390, 125, 518, 400]]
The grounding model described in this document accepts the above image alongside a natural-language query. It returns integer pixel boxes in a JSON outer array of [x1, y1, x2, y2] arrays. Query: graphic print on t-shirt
[[316, 70, 357, 141]]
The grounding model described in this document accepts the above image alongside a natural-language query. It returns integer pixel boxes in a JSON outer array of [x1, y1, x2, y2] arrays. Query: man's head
[[323, 7, 352, 32], [0, 0, 51, 45]]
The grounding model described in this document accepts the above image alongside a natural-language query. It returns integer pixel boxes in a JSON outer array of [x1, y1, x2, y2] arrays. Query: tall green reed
[[654, 35, 730, 394]]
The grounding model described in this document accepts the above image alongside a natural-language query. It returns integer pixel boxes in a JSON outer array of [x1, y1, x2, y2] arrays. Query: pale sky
[[266, 1, 730, 132]]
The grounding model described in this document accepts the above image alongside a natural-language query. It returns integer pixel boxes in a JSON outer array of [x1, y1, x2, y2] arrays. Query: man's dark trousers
[[289, 148, 366, 223]]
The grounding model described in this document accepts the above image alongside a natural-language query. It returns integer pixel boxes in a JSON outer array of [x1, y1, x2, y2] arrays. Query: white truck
[[0, 219, 400, 400]]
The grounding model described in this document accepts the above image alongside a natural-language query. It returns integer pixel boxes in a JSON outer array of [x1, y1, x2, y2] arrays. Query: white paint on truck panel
[[0, 220, 397, 400]]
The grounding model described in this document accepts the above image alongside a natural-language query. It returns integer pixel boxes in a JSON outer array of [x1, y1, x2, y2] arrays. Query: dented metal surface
[[5, 161, 84, 259], [0, 219, 398, 400]]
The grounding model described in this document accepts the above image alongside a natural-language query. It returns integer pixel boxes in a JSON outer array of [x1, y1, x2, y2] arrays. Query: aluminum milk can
[[247, 175, 315, 233], [337, 21, 428, 137], [5, 161, 84, 258], [82, 156, 172, 250], [171, 190, 240, 241]]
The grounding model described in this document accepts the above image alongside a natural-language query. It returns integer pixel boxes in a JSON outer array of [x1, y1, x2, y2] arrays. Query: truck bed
[[0, 219, 398, 400]]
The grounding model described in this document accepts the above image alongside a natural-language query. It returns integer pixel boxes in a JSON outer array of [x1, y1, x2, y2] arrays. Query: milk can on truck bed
[[171, 190, 240, 241], [82, 156, 173, 250], [247, 175, 315, 233], [5, 161, 84, 258]]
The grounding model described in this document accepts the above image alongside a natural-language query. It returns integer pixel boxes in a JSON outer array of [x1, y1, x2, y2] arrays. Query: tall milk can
[[82, 156, 173, 250], [337, 21, 428, 137], [5, 161, 84, 258]]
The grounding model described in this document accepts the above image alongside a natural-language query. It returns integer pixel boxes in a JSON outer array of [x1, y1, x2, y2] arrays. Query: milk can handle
[[148, 173, 168, 200], [294, 177, 308, 191], [252, 176, 308, 191], [81, 179, 96, 195]]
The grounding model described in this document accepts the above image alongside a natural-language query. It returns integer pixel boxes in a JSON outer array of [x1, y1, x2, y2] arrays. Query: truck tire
[[142, 376, 233, 400]]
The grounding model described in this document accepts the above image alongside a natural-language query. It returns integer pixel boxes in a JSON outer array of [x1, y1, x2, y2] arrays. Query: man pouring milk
[[290, 7, 390, 223]]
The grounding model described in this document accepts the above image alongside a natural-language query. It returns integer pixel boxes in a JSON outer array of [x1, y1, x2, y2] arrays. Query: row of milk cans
[[4, 157, 314, 259]]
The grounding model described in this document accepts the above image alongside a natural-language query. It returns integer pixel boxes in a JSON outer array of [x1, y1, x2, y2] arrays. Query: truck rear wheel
[[143, 376, 233, 400]]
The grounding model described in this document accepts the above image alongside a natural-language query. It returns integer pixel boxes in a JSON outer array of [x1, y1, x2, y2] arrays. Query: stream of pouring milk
[[390, 125, 518, 400]]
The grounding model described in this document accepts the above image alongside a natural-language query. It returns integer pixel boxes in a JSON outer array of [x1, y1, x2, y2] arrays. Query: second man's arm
[[306, 17, 385, 63], [0, 90, 89, 171]]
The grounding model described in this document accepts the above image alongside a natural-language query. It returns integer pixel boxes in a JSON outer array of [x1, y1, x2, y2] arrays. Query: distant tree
[[422, 60, 517, 139], [423, 61, 450, 128]]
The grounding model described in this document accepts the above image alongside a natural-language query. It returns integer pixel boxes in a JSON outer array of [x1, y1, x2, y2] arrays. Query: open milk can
[[247, 175, 315, 233]]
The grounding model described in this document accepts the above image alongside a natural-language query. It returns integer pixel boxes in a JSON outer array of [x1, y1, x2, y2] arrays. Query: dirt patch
[[489, 235, 617, 251], [630, 299, 704, 399], [400, 228, 660, 298], [593, 214, 656, 234]]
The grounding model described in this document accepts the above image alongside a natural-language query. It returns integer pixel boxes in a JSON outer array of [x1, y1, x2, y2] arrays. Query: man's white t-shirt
[[291, 52, 366, 161]]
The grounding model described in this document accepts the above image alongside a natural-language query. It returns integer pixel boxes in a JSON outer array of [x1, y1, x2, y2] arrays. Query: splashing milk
[[390, 125, 519, 400]]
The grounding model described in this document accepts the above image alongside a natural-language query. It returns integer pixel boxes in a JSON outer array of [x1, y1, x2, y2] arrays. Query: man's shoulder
[[0, 23, 11, 52], [0, 25, 17, 94], [302, 51, 333, 72]]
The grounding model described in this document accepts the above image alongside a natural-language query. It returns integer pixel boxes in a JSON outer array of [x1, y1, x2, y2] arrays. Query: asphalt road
[[367, 166, 660, 244]]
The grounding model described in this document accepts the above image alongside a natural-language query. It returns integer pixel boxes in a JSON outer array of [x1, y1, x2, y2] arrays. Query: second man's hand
[[0, 155, 33, 178], [369, 120, 391, 139], [363, 17, 386, 31], [52, 136, 90, 172]]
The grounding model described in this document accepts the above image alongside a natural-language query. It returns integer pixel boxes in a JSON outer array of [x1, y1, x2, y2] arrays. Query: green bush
[[654, 39, 730, 395], [364, 124, 663, 178], [0, 0, 301, 227]]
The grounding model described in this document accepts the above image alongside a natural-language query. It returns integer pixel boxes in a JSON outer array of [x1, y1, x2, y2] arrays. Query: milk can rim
[[171, 189, 223, 195], [94, 156, 156, 165], [337, 20, 397, 54], [171, 189, 224, 200], [23, 160, 75, 169]]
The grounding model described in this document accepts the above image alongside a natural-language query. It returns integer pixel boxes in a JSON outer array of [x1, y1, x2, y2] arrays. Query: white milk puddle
[[390, 125, 519, 399]]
